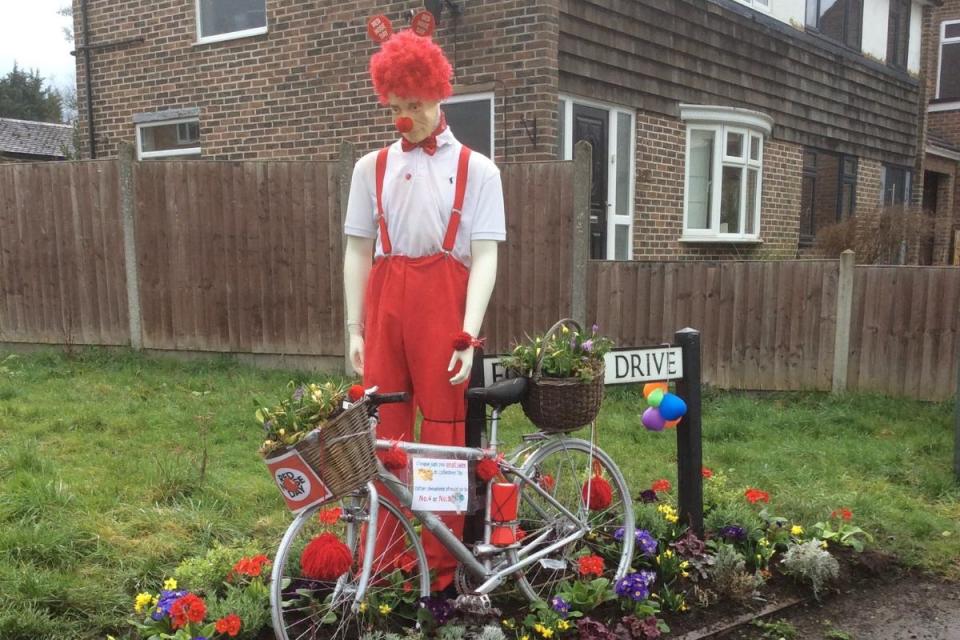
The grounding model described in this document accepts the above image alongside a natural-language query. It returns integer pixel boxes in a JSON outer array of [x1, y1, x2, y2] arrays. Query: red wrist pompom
[[382, 443, 408, 471], [452, 331, 485, 351], [347, 384, 365, 402], [582, 475, 613, 511], [476, 457, 500, 482], [301, 532, 352, 580]]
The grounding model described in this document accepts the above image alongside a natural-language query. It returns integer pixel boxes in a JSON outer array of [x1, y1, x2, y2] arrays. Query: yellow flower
[[820, 540, 829, 549], [359, 601, 368, 613], [278, 428, 285, 436], [557, 620, 571, 631], [680, 603, 689, 612], [534, 624, 545, 633], [379, 604, 391, 614], [663, 549, 674, 558], [162, 578, 177, 590], [791, 525, 804, 536], [759, 537, 770, 547], [680, 560, 690, 569], [666, 514, 678, 524], [134, 592, 153, 614], [681, 571, 690, 578], [502, 619, 515, 629], [151, 596, 158, 607], [561, 326, 570, 334], [521, 635, 531, 640]]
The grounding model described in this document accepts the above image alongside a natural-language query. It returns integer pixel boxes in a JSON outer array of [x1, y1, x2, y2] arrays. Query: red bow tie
[[401, 113, 447, 156]]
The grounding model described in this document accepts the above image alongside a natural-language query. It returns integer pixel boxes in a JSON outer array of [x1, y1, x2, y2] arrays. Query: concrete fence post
[[118, 142, 143, 350], [571, 140, 592, 329], [832, 249, 855, 393], [339, 141, 356, 375]]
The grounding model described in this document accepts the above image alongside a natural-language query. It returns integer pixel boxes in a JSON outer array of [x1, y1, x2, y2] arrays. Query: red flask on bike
[[490, 482, 519, 546]]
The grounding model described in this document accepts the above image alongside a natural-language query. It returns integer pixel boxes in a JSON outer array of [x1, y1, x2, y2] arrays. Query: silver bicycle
[[269, 378, 634, 640]]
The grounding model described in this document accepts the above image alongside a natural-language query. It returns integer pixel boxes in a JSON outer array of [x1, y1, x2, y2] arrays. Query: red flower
[[831, 507, 853, 521], [301, 532, 352, 580], [578, 554, 605, 577], [395, 549, 419, 573], [701, 466, 714, 479], [582, 475, 613, 511], [348, 384, 365, 401], [744, 488, 770, 504], [215, 613, 242, 637], [382, 444, 408, 472], [651, 479, 671, 493], [169, 593, 206, 629], [229, 554, 271, 581], [476, 457, 501, 482], [318, 507, 342, 525], [516, 526, 527, 540], [540, 473, 555, 491]]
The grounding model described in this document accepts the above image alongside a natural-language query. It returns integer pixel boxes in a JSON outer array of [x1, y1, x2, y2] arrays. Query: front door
[[921, 171, 939, 265], [573, 104, 608, 259]]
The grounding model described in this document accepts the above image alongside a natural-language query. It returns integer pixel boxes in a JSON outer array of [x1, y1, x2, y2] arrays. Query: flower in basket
[[255, 380, 355, 457], [500, 322, 613, 383]]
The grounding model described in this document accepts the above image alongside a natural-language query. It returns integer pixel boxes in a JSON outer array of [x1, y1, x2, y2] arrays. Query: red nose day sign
[[265, 448, 334, 514]]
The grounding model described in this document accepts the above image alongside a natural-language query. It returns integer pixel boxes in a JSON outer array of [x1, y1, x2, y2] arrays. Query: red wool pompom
[[582, 475, 613, 511], [369, 30, 453, 105], [452, 331, 473, 351], [382, 444, 408, 471], [348, 384, 365, 401], [301, 532, 352, 581], [476, 457, 500, 482]]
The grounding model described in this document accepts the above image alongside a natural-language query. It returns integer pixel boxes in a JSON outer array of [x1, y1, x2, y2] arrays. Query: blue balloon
[[659, 393, 687, 421]]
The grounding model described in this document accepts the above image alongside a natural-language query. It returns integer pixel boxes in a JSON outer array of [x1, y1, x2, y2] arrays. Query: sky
[[0, 0, 77, 94]]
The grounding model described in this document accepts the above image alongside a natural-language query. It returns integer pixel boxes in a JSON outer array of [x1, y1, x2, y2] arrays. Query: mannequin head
[[388, 95, 441, 143]]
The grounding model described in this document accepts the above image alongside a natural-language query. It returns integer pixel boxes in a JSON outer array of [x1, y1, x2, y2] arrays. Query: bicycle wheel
[[509, 438, 634, 603], [270, 484, 430, 640]]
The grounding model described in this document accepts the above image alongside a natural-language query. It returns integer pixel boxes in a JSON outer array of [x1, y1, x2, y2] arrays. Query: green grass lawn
[[0, 347, 958, 640]]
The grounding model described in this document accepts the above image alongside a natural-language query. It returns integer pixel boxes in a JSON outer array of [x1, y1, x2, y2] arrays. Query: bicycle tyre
[[270, 485, 430, 640], [508, 438, 635, 603]]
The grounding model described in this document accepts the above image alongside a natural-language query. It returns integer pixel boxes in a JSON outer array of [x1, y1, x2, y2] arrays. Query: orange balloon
[[643, 382, 668, 399], [665, 418, 681, 429]]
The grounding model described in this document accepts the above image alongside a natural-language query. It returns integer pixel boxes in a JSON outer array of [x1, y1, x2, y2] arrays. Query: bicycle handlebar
[[367, 392, 410, 406]]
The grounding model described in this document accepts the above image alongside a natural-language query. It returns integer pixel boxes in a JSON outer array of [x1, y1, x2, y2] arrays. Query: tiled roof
[[927, 132, 960, 154], [0, 117, 74, 158]]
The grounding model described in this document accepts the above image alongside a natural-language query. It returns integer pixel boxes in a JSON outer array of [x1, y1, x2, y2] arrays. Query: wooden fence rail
[[1, 148, 958, 400]]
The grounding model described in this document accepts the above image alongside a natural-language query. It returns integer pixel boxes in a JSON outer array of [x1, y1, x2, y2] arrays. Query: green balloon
[[647, 388, 665, 408]]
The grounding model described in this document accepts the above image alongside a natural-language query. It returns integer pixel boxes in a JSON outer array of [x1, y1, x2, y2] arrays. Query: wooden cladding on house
[[558, 0, 921, 165]]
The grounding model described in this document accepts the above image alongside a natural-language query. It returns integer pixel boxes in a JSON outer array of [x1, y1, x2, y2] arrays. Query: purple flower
[[151, 590, 187, 620], [550, 595, 571, 617], [418, 596, 454, 625], [194, 637, 208, 640], [614, 571, 656, 602], [292, 385, 305, 401], [721, 525, 747, 541], [636, 529, 658, 557], [592, 324, 599, 334], [582, 339, 594, 353], [614, 527, 625, 542], [638, 489, 658, 503]]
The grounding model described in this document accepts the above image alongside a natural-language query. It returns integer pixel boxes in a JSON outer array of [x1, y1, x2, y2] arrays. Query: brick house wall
[[72, 0, 559, 162], [927, 0, 960, 147]]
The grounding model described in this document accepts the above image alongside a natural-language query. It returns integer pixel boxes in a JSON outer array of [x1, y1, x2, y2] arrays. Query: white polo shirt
[[344, 127, 506, 267]]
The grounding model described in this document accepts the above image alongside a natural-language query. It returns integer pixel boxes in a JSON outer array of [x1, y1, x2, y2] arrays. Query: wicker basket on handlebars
[[520, 318, 605, 433], [274, 399, 377, 499]]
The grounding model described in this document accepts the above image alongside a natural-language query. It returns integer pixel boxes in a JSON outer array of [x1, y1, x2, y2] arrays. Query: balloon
[[665, 418, 681, 429], [643, 382, 668, 399], [642, 407, 666, 431], [659, 393, 688, 421], [647, 388, 665, 408]]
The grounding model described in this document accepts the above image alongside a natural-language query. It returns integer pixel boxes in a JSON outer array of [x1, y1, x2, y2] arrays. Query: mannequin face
[[387, 94, 441, 143]]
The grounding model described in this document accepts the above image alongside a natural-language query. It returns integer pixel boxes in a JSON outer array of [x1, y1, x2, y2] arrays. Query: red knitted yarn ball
[[369, 30, 453, 105], [301, 532, 352, 581], [582, 475, 613, 511], [382, 444, 408, 471], [452, 331, 473, 351], [475, 457, 500, 482]]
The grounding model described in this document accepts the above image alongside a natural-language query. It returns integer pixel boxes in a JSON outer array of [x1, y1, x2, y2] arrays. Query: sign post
[[674, 328, 703, 536]]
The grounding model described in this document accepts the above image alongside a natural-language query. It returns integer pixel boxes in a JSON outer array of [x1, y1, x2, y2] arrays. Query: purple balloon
[[642, 407, 666, 432]]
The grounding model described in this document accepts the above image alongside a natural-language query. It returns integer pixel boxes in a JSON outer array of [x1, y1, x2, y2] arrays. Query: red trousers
[[362, 252, 469, 592]]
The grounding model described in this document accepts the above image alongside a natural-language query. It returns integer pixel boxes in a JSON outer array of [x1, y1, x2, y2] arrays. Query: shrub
[[707, 543, 761, 604], [813, 205, 935, 265], [780, 540, 839, 599], [173, 542, 263, 597]]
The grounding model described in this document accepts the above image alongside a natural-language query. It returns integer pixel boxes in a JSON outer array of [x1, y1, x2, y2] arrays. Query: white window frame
[[136, 118, 202, 160], [443, 91, 495, 158], [680, 105, 773, 243], [195, 0, 268, 45], [733, 0, 771, 12], [176, 121, 199, 145], [558, 94, 636, 261], [932, 19, 960, 112]]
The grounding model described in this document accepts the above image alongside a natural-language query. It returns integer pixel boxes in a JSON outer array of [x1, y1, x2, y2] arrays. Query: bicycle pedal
[[453, 594, 498, 616]]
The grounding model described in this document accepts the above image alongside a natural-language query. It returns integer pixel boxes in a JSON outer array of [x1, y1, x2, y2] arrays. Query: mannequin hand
[[447, 347, 474, 385], [349, 334, 365, 375]]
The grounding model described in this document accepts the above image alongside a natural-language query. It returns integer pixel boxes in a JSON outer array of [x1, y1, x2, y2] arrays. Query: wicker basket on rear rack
[[520, 318, 605, 433], [268, 399, 377, 499]]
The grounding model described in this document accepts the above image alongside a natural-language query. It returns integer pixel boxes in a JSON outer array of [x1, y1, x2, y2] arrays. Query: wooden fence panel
[[0, 161, 129, 345], [135, 160, 343, 355]]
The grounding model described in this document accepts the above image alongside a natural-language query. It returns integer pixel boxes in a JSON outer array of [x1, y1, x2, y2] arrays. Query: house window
[[887, 0, 910, 70], [733, 0, 770, 11], [680, 105, 772, 242], [443, 93, 494, 159], [559, 96, 635, 260], [800, 150, 818, 244], [196, 0, 267, 44], [882, 165, 912, 206], [136, 119, 202, 160], [806, 0, 863, 49], [936, 21, 960, 103], [799, 148, 858, 240]]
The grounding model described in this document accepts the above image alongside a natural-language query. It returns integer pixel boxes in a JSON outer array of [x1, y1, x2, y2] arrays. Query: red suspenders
[[374, 145, 472, 256]]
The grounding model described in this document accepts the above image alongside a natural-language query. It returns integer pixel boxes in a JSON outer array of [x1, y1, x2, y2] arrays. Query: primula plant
[[500, 323, 613, 382], [255, 380, 362, 456], [128, 577, 246, 640]]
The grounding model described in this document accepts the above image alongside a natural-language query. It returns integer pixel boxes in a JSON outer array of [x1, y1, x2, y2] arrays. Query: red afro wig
[[369, 30, 452, 105]]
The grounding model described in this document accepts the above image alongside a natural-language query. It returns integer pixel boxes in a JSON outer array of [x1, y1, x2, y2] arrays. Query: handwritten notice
[[411, 457, 469, 513]]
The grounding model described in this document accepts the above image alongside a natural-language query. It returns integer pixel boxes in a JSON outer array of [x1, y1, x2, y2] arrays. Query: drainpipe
[[81, 0, 96, 158]]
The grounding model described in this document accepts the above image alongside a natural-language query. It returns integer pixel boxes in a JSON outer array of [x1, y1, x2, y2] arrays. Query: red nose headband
[[395, 117, 414, 133]]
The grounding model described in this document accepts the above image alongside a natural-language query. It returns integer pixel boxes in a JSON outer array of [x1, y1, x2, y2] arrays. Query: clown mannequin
[[343, 19, 505, 593]]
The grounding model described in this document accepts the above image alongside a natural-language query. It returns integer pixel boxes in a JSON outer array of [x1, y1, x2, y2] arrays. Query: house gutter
[[81, 0, 96, 158]]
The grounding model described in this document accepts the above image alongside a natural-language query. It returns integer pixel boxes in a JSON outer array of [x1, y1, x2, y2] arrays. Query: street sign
[[482, 346, 683, 387]]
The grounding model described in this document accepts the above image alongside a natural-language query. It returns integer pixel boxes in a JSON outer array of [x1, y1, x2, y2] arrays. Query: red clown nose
[[395, 117, 414, 133]]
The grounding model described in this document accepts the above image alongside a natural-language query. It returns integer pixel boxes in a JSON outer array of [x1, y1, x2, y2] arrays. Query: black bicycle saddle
[[465, 377, 528, 409]]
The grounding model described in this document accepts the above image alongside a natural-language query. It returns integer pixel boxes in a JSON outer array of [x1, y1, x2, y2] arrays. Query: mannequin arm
[[447, 240, 499, 384], [344, 235, 375, 375]]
